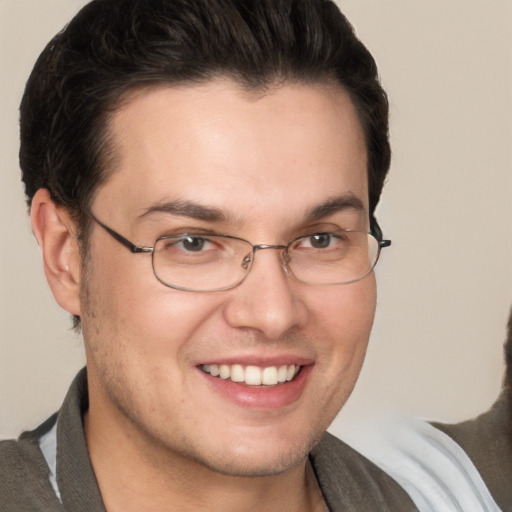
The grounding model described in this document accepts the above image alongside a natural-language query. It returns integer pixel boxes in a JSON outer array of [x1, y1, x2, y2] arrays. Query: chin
[[187, 428, 320, 478], [199, 448, 309, 478]]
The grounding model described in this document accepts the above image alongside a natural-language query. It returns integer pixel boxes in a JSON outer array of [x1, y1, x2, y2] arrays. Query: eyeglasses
[[89, 214, 391, 292]]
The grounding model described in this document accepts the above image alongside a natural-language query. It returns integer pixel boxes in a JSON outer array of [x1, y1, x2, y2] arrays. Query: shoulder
[[342, 414, 502, 512], [0, 413, 63, 511], [433, 391, 512, 511], [310, 431, 419, 511], [433, 390, 512, 462]]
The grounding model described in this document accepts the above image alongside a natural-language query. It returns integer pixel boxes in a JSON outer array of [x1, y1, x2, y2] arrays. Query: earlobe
[[30, 189, 82, 316]]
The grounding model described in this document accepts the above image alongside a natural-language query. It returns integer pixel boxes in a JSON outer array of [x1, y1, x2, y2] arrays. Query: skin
[[32, 79, 376, 511]]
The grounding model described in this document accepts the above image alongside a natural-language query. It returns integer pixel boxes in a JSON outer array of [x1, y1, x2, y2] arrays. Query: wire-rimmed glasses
[[89, 214, 391, 292]]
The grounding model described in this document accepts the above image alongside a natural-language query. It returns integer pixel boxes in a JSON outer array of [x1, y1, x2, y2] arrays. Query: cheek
[[81, 251, 224, 365], [292, 277, 376, 434], [312, 275, 376, 337], [310, 276, 376, 379]]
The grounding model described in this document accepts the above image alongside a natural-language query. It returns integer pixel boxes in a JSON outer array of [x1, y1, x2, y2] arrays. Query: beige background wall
[[1, 0, 511, 439]]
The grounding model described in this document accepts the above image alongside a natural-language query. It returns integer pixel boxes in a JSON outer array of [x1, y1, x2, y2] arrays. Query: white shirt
[[343, 415, 502, 512]]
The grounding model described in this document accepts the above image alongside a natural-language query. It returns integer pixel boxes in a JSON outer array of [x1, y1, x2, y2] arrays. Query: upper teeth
[[201, 364, 299, 386]]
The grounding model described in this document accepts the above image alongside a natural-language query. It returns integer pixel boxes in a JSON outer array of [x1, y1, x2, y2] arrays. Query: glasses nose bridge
[[252, 243, 287, 254], [243, 243, 289, 271]]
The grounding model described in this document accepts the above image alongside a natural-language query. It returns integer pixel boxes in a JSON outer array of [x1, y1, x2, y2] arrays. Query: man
[[0, 0, 417, 510]]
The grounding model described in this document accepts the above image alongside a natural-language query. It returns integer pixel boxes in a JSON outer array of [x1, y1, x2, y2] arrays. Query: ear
[[30, 189, 82, 316]]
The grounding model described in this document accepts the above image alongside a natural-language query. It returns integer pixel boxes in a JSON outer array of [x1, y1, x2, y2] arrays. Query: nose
[[223, 247, 308, 340]]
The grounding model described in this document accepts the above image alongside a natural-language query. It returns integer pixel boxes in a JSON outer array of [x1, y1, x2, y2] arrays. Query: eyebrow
[[138, 193, 365, 224], [305, 194, 366, 222], [139, 200, 226, 222]]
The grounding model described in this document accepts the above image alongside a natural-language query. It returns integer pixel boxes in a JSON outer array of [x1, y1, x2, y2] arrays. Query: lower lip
[[199, 365, 313, 410]]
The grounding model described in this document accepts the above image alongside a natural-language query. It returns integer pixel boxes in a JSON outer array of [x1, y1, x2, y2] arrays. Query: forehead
[[95, 79, 368, 230]]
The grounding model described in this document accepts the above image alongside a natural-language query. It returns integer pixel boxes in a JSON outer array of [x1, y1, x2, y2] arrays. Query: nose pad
[[281, 250, 291, 269], [241, 253, 252, 270]]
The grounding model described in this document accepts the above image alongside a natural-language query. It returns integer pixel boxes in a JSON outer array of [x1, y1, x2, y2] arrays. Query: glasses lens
[[287, 231, 379, 285], [152, 231, 380, 291], [153, 234, 252, 291]]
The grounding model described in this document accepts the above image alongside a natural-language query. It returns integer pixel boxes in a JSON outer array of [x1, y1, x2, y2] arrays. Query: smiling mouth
[[200, 364, 301, 387]]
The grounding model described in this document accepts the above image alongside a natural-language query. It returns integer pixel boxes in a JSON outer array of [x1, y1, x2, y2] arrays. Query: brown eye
[[309, 234, 332, 249]]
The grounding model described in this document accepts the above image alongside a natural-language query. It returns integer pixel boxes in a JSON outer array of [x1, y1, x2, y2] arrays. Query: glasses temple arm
[[370, 216, 392, 249], [89, 214, 153, 253]]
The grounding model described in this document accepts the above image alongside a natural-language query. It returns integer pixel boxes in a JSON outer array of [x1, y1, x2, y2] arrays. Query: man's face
[[81, 79, 376, 476]]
